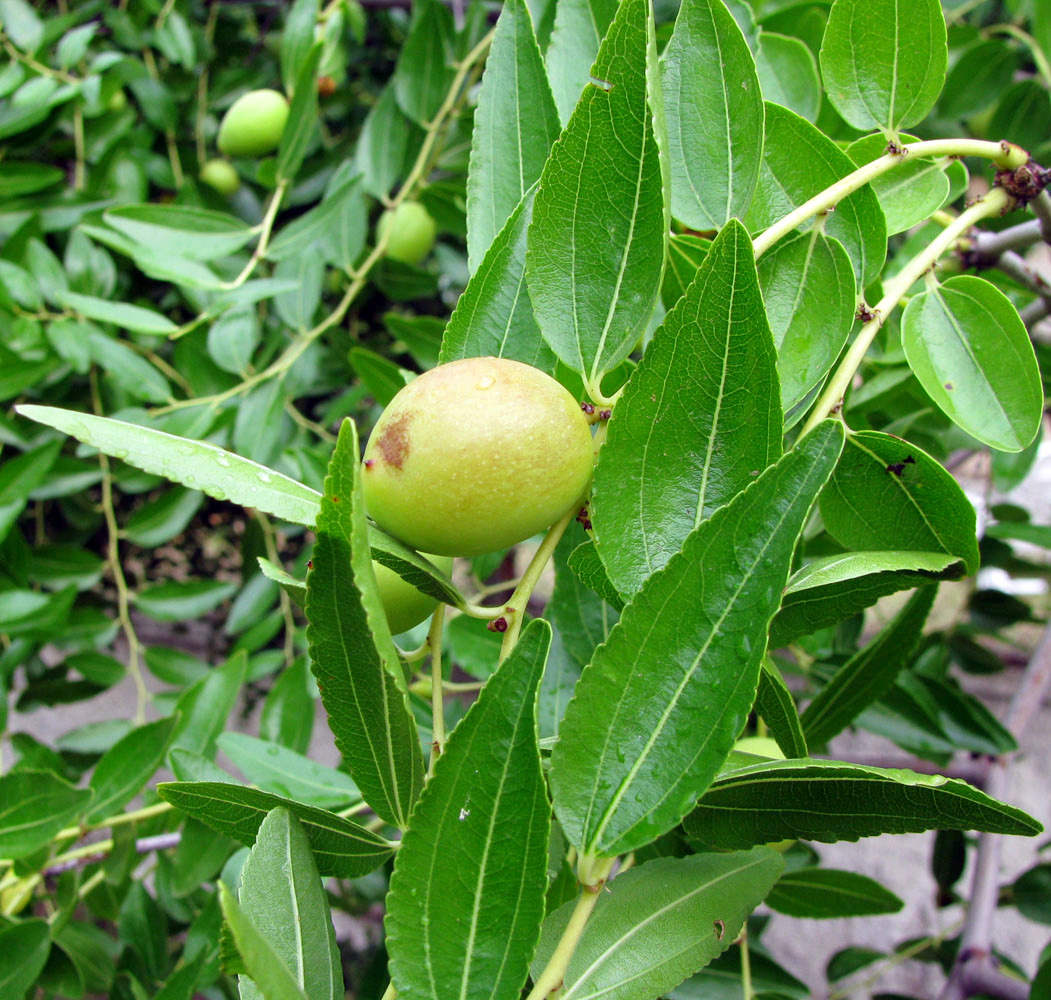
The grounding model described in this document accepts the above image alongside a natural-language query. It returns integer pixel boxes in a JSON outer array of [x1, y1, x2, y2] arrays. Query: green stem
[[72, 103, 85, 191], [798, 185, 1014, 437], [740, 927, 753, 1000], [427, 603, 447, 775], [752, 139, 1027, 260]]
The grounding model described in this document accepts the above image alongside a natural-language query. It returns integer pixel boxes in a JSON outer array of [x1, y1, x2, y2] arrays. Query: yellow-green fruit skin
[[199, 159, 240, 196], [374, 555, 453, 635], [362, 357, 594, 557], [376, 201, 437, 265], [217, 89, 289, 158]]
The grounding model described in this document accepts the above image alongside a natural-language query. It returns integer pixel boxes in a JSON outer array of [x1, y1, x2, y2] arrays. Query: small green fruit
[[362, 357, 594, 557], [217, 89, 290, 158], [373, 555, 453, 635], [199, 158, 240, 196], [376, 201, 437, 266], [107, 89, 127, 113]]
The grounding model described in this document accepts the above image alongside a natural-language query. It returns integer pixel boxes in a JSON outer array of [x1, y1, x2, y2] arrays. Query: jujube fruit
[[376, 201, 437, 266], [199, 159, 240, 196], [373, 554, 454, 635], [362, 357, 594, 557], [217, 89, 289, 158]]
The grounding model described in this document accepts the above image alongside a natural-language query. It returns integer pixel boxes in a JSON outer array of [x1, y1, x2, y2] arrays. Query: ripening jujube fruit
[[373, 555, 454, 635], [199, 159, 240, 196], [217, 89, 289, 158], [362, 357, 594, 557], [376, 201, 437, 266]]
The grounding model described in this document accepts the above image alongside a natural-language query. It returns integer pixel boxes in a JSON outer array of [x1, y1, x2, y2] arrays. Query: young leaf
[[757, 228, 855, 415], [819, 431, 980, 574], [766, 868, 903, 918], [746, 103, 886, 287], [218, 883, 310, 1000], [551, 420, 844, 859], [527, 0, 666, 389], [386, 621, 552, 1000], [87, 716, 179, 823], [158, 782, 393, 877], [15, 406, 323, 527], [591, 219, 781, 596], [660, 0, 764, 229], [902, 275, 1043, 453], [819, 0, 947, 134], [237, 808, 343, 1000], [755, 659, 808, 759], [0, 770, 93, 859], [685, 758, 1042, 849], [801, 586, 936, 747], [543, 0, 618, 125], [532, 850, 784, 1000], [305, 418, 424, 828], [393, 0, 456, 126], [466, 0, 560, 272]]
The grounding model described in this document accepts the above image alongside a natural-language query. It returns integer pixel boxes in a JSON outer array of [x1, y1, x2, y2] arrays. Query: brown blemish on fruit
[[376, 412, 413, 469]]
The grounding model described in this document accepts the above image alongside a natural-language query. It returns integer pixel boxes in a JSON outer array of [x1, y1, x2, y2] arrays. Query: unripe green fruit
[[362, 357, 594, 557], [107, 89, 127, 113], [199, 158, 240, 196], [376, 201, 437, 266], [217, 89, 289, 158], [373, 554, 453, 635]]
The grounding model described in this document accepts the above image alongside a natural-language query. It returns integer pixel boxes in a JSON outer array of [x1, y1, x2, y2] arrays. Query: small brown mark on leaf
[[713, 920, 725, 940]]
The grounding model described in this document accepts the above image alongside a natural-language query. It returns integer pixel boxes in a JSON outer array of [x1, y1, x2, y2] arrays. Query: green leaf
[[261, 656, 314, 754], [79, 223, 225, 290], [274, 255, 323, 330], [466, 0, 560, 272], [236, 809, 343, 1000], [0, 0, 42, 50], [755, 659, 808, 759], [280, 0, 320, 96], [685, 758, 1042, 849], [986, 521, 1051, 549], [938, 40, 1018, 120], [218, 883, 310, 1000], [393, 0, 455, 126], [567, 540, 625, 611], [386, 621, 552, 1000], [87, 329, 172, 403], [0, 439, 61, 544], [819, 431, 980, 574], [991, 83, 1051, 162], [543, 0, 618, 125], [746, 103, 886, 287], [123, 487, 204, 547], [755, 31, 820, 122], [349, 347, 411, 407], [551, 421, 844, 859], [660, 0, 765, 228], [819, 0, 947, 134], [368, 525, 466, 608], [661, 233, 709, 310], [268, 176, 363, 263], [305, 419, 424, 828], [532, 851, 784, 1000], [902, 275, 1042, 453], [135, 579, 237, 621], [159, 782, 393, 878], [527, 0, 666, 388], [0, 920, 51, 998], [757, 228, 855, 414], [258, 557, 307, 608], [591, 219, 781, 596], [801, 586, 936, 747], [767, 868, 903, 918], [0, 770, 93, 859], [15, 407, 323, 527], [87, 716, 179, 823], [57, 290, 177, 335], [217, 733, 360, 809], [440, 189, 558, 374], [103, 205, 256, 261], [354, 85, 417, 199], [277, 42, 322, 182], [170, 652, 248, 759], [0, 160, 64, 196]]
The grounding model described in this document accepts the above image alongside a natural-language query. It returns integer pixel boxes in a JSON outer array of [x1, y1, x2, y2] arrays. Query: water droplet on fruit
[[476, 375, 496, 390]]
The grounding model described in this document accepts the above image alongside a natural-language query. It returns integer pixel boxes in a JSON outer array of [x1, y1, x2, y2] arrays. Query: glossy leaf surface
[[767, 868, 904, 918]]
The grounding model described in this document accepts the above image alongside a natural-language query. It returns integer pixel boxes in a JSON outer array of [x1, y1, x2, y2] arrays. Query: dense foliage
[[1, 0, 1050, 997]]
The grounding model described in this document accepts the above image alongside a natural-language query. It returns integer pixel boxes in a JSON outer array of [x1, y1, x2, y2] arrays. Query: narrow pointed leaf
[[551, 421, 844, 859], [801, 585, 936, 747], [305, 419, 424, 828], [15, 406, 322, 527], [531, 850, 784, 1000], [367, 525, 466, 607], [170, 651, 247, 758], [237, 809, 343, 1000], [87, 716, 179, 823], [766, 868, 903, 918], [56, 290, 177, 335], [819, 0, 947, 134], [0, 770, 93, 859], [660, 0, 764, 228], [592, 219, 781, 596], [276, 42, 322, 182], [746, 103, 886, 287], [393, 0, 456, 126], [902, 275, 1042, 453], [757, 228, 855, 414], [103, 205, 256, 261], [527, 0, 666, 387], [686, 759, 1042, 849], [544, 0, 618, 125], [386, 621, 552, 1000], [157, 781, 393, 877], [440, 190, 558, 373], [819, 431, 980, 574], [466, 0, 560, 271], [755, 659, 807, 759]]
